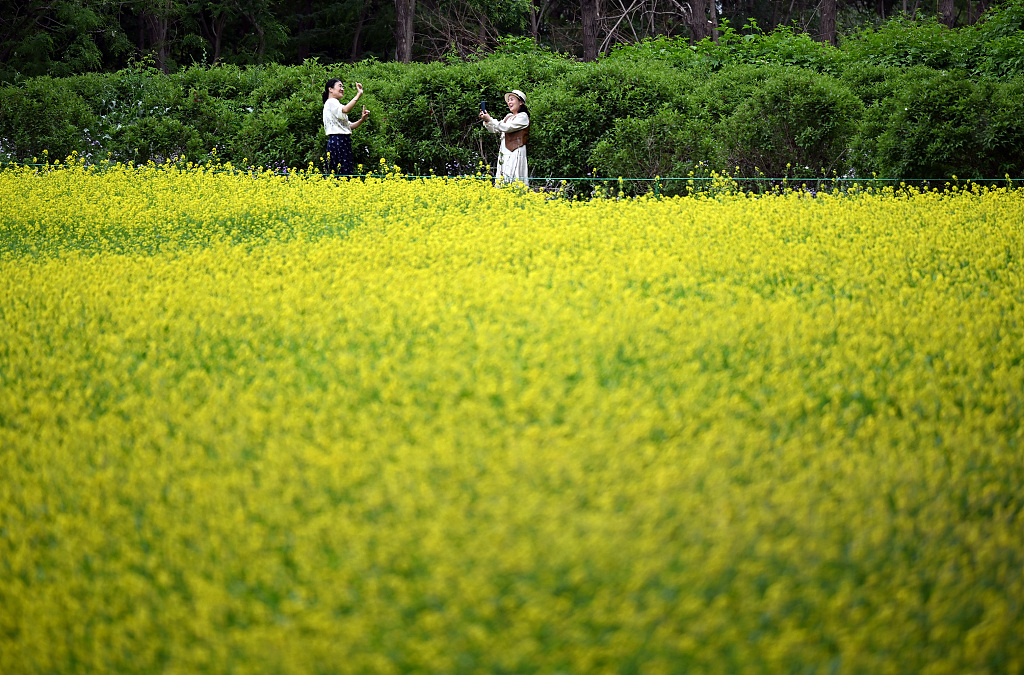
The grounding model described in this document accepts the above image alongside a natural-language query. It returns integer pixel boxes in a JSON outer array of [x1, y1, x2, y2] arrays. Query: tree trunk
[[710, 0, 719, 42], [144, 10, 170, 72], [783, 0, 797, 27], [199, 8, 228, 64], [297, 0, 312, 63], [938, 0, 955, 26], [819, 0, 837, 46], [395, 0, 415, 63], [582, 0, 599, 61], [351, 0, 371, 62], [689, 0, 713, 43], [243, 13, 267, 61], [213, 14, 225, 63]]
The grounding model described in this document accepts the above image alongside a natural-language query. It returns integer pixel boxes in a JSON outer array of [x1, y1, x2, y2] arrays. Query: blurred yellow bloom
[[1, 162, 1023, 673]]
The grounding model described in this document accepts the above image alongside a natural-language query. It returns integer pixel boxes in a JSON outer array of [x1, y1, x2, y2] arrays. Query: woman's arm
[[491, 112, 529, 133], [342, 82, 364, 114], [480, 111, 518, 134], [480, 112, 500, 133], [350, 105, 370, 130]]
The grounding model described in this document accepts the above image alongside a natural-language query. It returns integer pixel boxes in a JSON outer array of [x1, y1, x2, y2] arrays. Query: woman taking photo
[[479, 89, 530, 187], [322, 79, 370, 175]]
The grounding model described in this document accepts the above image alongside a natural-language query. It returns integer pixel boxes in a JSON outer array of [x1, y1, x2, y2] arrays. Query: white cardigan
[[323, 99, 352, 135]]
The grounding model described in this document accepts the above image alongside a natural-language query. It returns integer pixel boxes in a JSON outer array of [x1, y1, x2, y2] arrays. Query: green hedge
[[0, 77, 98, 162], [2, 19, 1024, 185], [854, 70, 1024, 180], [720, 67, 864, 179]]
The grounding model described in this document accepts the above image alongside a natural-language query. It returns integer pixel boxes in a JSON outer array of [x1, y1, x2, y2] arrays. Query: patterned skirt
[[326, 134, 355, 176]]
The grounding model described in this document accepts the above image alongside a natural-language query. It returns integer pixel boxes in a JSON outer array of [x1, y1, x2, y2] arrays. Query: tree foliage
[[2, 0, 1015, 83]]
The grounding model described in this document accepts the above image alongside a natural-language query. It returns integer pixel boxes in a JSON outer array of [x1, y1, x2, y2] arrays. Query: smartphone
[[479, 101, 486, 111]]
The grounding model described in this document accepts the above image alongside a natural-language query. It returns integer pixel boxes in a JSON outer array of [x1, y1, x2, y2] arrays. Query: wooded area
[[0, 0, 996, 82]]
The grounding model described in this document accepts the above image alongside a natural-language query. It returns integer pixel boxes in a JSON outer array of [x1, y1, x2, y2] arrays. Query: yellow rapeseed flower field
[[1, 162, 1022, 674]]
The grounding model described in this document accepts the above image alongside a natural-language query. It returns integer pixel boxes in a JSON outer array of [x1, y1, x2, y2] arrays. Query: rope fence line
[[3, 160, 1021, 191]]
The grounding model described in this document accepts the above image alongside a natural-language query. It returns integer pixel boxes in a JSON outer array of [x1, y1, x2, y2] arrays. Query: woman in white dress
[[479, 89, 530, 187]]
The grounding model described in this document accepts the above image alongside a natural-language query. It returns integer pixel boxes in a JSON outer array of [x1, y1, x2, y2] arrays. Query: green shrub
[[841, 17, 979, 71], [979, 76, 1024, 177], [588, 106, 724, 194], [701, 22, 848, 74], [232, 93, 327, 170], [604, 35, 704, 70], [174, 87, 243, 151], [976, 33, 1024, 78], [107, 64, 182, 123], [0, 77, 97, 161], [975, 0, 1024, 39], [689, 63, 777, 123], [530, 60, 695, 181], [365, 61, 495, 175], [178, 63, 263, 100], [62, 71, 118, 111], [247, 62, 314, 106], [105, 116, 204, 164], [848, 65, 940, 177], [347, 52, 577, 176], [836, 62, 916, 107], [3, 36, 1021, 181], [606, 22, 847, 75], [836, 1, 1024, 79], [719, 67, 863, 179], [864, 70, 1024, 179]]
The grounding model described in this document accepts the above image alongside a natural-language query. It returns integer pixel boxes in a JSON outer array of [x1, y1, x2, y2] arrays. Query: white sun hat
[[504, 89, 527, 103]]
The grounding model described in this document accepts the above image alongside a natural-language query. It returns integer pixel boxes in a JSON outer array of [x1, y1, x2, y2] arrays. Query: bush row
[[1, 40, 1022, 190]]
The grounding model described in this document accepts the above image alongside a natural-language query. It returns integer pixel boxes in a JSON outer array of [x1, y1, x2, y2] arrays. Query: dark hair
[[511, 98, 531, 146], [516, 100, 530, 143], [506, 95, 529, 121], [323, 79, 342, 104]]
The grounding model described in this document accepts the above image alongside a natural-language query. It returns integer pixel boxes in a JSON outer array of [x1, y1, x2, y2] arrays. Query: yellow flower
[[1, 163, 1023, 673]]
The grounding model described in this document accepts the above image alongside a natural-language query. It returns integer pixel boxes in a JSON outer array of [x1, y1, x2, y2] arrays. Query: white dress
[[483, 112, 529, 186]]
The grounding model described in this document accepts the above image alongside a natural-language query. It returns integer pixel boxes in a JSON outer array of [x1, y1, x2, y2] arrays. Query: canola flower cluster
[[1, 162, 1023, 674]]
